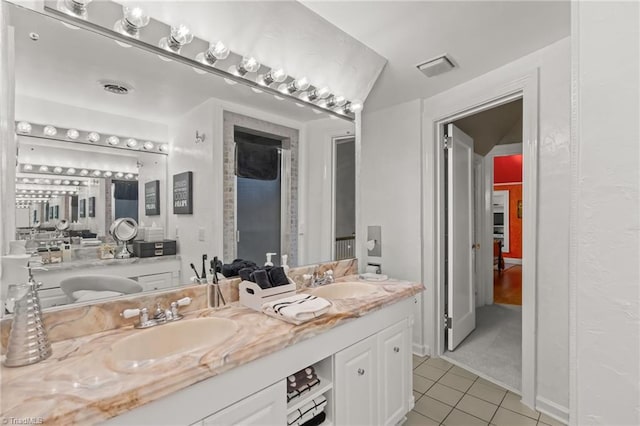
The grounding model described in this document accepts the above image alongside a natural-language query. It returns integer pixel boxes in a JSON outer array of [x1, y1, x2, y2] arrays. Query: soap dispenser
[[281, 254, 290, 276], [265, 252, 277, 267], [3, 261, 52, 367]]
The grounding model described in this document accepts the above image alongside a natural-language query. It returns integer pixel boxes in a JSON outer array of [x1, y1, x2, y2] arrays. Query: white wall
[[360, 99, 424, 352], [571, 3, 640, 425], [303, 118, 355, 264]]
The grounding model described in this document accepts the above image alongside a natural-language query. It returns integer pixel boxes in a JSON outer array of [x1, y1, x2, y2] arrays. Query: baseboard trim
[[504, 257, 523, 265], [412, 343, 430, 357], [536, 396, 569, 425]]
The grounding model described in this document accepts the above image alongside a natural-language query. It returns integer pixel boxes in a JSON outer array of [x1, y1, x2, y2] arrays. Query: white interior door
[[447, 123, 476, 351]]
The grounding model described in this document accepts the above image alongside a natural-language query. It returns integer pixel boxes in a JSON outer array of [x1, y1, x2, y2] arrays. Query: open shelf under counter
[[286, 355, 334, 425], [286, 377, 333, 414]]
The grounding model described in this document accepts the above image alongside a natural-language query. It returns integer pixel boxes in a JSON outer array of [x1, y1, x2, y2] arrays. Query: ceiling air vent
[[416, 54, 456, 78], [100, 80, 133, 95]]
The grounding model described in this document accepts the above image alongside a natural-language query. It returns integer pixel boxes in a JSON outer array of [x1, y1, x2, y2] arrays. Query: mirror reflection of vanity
[[1, 1, 357, 310]]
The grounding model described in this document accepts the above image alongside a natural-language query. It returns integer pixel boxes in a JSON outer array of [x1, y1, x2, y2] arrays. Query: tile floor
[[405, 355, 565, 426]]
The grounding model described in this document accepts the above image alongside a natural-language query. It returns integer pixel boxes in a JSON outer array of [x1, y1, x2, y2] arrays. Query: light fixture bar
[[14, 121, 169, 155], [17, 163, 138, 181], [42, 0, 357, 121]]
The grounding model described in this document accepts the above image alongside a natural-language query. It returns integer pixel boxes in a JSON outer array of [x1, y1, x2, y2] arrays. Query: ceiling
[[453, 99, 522, 156], [9, 2, 371, 126], [301, 1, 570, 112]]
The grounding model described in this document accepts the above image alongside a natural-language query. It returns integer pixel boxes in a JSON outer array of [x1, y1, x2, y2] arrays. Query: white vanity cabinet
[[136, 271, 176, 291], [197, 381, 286, 426], [334, 319, 411, 426]]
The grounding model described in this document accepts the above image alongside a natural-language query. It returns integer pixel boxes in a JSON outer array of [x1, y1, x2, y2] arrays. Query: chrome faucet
[[121, 297, 191, 329], [307, 270, 334, 287]]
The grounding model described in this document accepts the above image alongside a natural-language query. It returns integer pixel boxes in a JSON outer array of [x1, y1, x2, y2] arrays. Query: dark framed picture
[[173, 171, 193, 214], [145, 180, 160, 216], [88, 197, 96, 218], [79, 199, 86, 218]]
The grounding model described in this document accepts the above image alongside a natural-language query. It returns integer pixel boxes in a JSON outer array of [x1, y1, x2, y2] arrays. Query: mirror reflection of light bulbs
[[23, 164, 33, 171], [197, 41, 230, 66], [63, 180, 70, 185], [87, 132, 100, 143], [107, 136, 120, 146], [67, 168, 76, 175], [43, 125, 57, 136], [125, 173, 134, 179], [159, 24, 194, 53], [44, 179, 51, 184], [257, 67, 287, 86], [126, 138, 138, 148], [115, 172, 124, 178], [143, 141, 155, 150], [16, 121, 32, 134], [93, 170, 102, 176], [39, 165, 49, 172], [80, 169, 89, 176], [54, 179, 62, 184], [159, 144, 169, 153], [66, 129, 79, 139], [240, 56, 260, 73], [72, 180, 80, 185], [53, 166, 63, 174], [60, 0, 92, 18], [293, 77, 310, 91], [115, 5, 150, 38], [104, 171, 113, 177]]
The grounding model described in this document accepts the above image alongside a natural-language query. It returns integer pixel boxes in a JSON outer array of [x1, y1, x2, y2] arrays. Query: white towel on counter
[[262, 294, 331, 325], [287, 395, 327, 426], [358, 272, 388, 281]]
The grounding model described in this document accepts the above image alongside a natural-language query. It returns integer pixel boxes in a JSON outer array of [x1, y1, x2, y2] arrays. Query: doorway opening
[[234, 128, 285, 265], [442, 98, 526, 393], [333, 137, 356, 260]]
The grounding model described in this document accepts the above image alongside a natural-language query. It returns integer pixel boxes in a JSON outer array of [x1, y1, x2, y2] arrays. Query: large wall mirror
[[2, 1, 356, 311]]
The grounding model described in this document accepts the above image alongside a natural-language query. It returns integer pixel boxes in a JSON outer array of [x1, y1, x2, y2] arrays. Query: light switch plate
[[367, 225, 382, 257], [198, 227, 205, 241]]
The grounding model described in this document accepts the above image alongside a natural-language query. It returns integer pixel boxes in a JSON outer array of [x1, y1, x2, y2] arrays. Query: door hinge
[[236, 230, 240, 243], [443, 136, 451, 150], [445, 316, 452, 329]]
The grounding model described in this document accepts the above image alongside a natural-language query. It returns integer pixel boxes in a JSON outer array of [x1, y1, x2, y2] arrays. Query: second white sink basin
[[310, 282, 380, 300], [110, 317, 238, 363]]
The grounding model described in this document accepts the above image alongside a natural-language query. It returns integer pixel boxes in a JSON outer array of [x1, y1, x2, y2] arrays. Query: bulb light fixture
[[279, 77, 310, 95], [43, 125, 57, 136], [23, 164, 33, 171], [342, 100, 363, 114], [115, 172, 124, 178], [67, 168, 76, 175], [126, 138, 138, 148], [87, 132, 100, 143], [66, 128, 80, 139], [104, 171, 113, 177], [59, 0, 93, 18], [196, 41, 230, 66], [92, 170, 102, 176], [256, 67, 287, 87], [16, 121, 32, 134], [114, 5, 150, 38], [53, 166, 63, 174], [325, 95, 347, 108], [39, 165, 49, 172], [159, 144, 169, 153], [143, 141, 155, 150], [107, 136, 120, 146], [80, 169, 89, 176], [300, 86, 331, 102], [229, 56, 260, 77], [159, 24, 194, 53]]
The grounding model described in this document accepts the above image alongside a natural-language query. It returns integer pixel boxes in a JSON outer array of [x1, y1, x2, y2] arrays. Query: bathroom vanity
[[0, 276, 422, 425]]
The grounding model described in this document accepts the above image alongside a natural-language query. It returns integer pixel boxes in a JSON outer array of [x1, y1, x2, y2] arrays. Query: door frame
[[423, 69, 539, 408], [482, 143, 523, 305]]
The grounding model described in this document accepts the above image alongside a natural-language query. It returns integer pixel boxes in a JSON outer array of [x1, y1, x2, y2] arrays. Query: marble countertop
[[33, 255, 181, 273], [0, 276, 423, 424]]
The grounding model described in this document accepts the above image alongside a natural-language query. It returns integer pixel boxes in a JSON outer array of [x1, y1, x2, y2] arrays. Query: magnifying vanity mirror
[[2, 0, 357, 311]]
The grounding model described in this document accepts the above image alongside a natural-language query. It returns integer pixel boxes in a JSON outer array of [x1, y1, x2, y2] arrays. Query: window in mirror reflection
[[112, 181, 139, 222]]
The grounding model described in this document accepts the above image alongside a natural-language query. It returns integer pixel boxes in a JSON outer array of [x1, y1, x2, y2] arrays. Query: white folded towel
[[262, 294, 331, 325], [287, 395, 327, 425], [358, 272, 388, 281]]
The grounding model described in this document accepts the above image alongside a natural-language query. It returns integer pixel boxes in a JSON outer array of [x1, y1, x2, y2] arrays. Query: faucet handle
[[121, 308, 141, 319], [175, 297, 192, 307]]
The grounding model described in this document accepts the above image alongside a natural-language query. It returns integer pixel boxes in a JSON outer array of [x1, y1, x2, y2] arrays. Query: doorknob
[[357, 368, 365, 376], [393, 346, 400, 353]]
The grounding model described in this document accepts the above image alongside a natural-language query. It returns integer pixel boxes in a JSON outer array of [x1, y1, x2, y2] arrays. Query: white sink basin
[[310, 282, 380, 300], [110, 317, 238, 363]]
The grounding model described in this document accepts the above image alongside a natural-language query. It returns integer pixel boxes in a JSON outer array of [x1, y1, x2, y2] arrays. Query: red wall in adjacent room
[[494, 154, 523, 259]]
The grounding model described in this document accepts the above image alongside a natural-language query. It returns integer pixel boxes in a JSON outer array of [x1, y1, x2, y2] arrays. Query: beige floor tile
[[538, 413, 567, 426], [413, 395, 454, 423], [438, 371, 475, 392], [467, 381, 507, 405], [456, 394, 498, 422], [404, 410, 440, 426], [413, 374, 436, 393], [423, 357, 454, 371], [415, 363, 448, 381], [443, 408, 489, 426], [413, 390, 423, 401], [425, 383, 464, 406], [501, 392, 540, 420], [492, 407, 538, 426], [449, 365, 479, 380], [476, 377, 508, 392], [414, 353, 430, 363]]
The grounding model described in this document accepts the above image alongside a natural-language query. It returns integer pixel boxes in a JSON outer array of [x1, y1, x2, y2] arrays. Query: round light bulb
[[43, 125, 58, 136], [143, 141, 155, 150], [317, 87, 331, 99], [159, 144, 169, 153], [53, 166, 63, 174], [67, 168, 76, 175], [107, 136, 120, 146], [66, 128, 80, 139], [349, 101, 363, 112], [226, 65, 241, 79], [125, 173, 134, 179], [87, 132, 100, 143], [170, 24, 194, 46], [80, 169, 89, 176], [23, 164, 33, 171], [63, 180, 70, 185], [72, 180, 80, 185], [293, 77, 310, 91], [22, 178, 30, 183], [104, 171, 113, 177], [270, 68, 287, 83], [240, 56, 260, 73], [123, 5, 150, 29], [115, 172, 124, 178], [16, 121, 32, 134], [39, 165, 49, 172], [93, 170, 102, 176], [44, 179, 51, 184], [54, 179, 62, 184], [126, 138, 138, 148], [204, 41, 229, 63]]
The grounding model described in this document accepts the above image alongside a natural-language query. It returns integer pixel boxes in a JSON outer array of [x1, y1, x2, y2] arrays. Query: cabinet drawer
[[201, 381, 285, 425]]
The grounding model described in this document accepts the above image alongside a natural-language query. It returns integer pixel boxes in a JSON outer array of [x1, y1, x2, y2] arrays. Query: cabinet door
[[334, 335, 378, 426], [378, 319, 409, 426], [202, 381, 285, 426], [136, 272, 173, 291]]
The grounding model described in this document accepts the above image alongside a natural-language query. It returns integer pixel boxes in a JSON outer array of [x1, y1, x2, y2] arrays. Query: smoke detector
[[99, 80, 133, 95], [416, 54, 456, 77]]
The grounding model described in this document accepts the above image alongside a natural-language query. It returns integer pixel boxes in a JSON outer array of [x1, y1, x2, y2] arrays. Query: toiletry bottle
[[265, 252, 277, 267], [281, 254, 290, 276]]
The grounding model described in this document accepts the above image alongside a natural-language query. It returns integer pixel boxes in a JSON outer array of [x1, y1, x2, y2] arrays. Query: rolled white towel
[[262, 294, 331, 325]]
